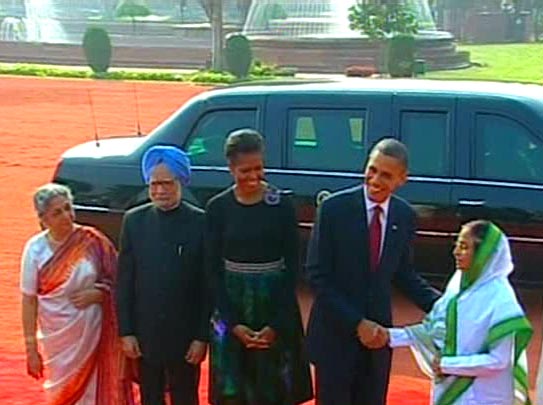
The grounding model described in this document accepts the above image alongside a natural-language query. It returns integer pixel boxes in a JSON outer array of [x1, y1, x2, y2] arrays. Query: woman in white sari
[[21, 183, 133, 405], [386, 220, 532, 405]]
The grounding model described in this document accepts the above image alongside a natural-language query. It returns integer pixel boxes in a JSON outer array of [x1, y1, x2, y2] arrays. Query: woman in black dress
[[206, 129, 313, 405]]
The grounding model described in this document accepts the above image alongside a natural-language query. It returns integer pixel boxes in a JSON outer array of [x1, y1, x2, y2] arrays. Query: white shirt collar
[[363, 185, 391, 219]]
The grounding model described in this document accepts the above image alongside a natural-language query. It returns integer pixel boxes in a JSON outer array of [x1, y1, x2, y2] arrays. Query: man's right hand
[[357, 319, 389, 349], [121, 335, 142, 359]]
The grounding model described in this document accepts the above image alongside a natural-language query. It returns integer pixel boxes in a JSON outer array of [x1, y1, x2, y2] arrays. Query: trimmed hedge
[[387, 34, 416, 78], [82, 26, 112, 74], [225, 34, 253, 79]]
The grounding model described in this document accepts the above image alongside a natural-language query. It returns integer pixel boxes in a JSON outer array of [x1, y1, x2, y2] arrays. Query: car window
[[185, 109, 257, 166], [400, 111, 450, 177], [287, 109, 367, 171], [475, 113, 543, 184]]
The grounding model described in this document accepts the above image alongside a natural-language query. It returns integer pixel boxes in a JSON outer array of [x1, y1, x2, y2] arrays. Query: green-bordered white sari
[[390, 224, 532, 405]]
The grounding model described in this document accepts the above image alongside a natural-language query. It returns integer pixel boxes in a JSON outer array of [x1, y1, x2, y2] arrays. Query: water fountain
[[0, 16, 26, 41], [23, 0, 66, 43], [242, 0, 469, 72]]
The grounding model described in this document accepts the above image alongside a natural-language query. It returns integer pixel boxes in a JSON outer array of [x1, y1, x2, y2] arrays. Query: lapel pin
[[392, 224, 398, 231]]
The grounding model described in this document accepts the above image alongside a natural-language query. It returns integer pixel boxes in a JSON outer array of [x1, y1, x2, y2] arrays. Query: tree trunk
[[211, 0, 224, 70]]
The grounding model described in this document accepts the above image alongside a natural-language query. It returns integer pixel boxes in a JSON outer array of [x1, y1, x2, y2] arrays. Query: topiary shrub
[[225, 34, 253, 79], [82, 26, 112, 74], [387, 34, 416, 78]]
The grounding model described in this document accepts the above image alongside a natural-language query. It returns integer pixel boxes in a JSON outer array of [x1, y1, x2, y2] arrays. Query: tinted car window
[[475, 113, 543, 184], [400, 111, 450, 177], [287, 109, 367, 171], [185, 109, 257, 166]]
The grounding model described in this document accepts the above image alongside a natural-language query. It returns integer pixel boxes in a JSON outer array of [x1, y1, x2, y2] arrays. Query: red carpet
[[0, 352, 430, 405], [0, 75, 442, 404]]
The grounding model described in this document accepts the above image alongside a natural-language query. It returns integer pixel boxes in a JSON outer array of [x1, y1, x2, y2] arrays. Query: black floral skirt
[[209, 267, 313, 405]]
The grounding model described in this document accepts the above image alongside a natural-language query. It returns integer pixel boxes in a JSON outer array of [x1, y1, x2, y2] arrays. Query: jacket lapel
[[354, 186, 370, 271], [378, 197, 401, 272]]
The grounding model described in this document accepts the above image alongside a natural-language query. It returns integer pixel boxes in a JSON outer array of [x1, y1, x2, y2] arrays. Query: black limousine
[[54, 79, 543, 287]]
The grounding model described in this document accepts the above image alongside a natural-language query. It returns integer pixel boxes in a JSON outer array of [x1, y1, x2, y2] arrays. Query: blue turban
[[141, 145, 191, 186]]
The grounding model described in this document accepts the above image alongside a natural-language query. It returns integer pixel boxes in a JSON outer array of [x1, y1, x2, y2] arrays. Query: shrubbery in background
[[82, 26, 112, 74], [225, 34, 253, 78], [387, 34, 416, 77], [348, 1, 419, 76]]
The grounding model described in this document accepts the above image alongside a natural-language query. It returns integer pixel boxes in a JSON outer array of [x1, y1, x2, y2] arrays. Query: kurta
[[206, 186, 313, 405], [116, 201, 209, 363]]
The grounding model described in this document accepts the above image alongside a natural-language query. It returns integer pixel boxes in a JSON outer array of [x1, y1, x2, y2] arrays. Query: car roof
[[200, 78, 543, 103]]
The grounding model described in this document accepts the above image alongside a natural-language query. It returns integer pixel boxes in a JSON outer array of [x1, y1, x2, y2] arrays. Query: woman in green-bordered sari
[[387, 220, 533, 405]]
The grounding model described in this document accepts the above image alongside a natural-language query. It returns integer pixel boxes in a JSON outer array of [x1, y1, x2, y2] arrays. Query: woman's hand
[[70, 288, 103, 309], [232, 325, 259, 347], [251, 326, 277, 349], [185, 340, 207, 365], [26, 347, 44, 380]]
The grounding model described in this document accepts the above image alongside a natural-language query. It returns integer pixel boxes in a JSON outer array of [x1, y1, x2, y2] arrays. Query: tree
[[348, 1, 419, 75], [348, 1, 419, 40], [199, 0, 223, 70], [116, 0, 151, 33]]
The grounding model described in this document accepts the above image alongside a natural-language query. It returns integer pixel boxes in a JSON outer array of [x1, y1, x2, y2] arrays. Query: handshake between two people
[[356, 319, 390, 349], [356, 319, 445, 377]]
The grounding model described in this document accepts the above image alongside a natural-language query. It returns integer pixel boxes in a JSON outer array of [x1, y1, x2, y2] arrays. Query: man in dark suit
[[116, 145, 209, 405], [306, 138, 440, 405]]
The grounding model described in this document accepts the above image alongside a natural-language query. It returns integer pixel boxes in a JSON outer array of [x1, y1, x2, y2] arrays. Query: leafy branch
[[348, 2, 419, 40]]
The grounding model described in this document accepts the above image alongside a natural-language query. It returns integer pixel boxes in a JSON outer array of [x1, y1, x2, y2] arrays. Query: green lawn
[[426, 43, 543, 84]]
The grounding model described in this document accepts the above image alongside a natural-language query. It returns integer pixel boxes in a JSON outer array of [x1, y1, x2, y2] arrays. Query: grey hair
[[33, 183, 73, 216], [370, 138, 409, 169]]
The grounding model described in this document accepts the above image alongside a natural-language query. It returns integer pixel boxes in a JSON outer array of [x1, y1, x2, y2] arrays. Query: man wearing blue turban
[[116, 145, 209, 405], [141, 145, 192, 188]]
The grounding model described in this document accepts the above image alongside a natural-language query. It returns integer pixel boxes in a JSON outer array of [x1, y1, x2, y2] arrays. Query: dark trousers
[[139, 358, 200, 405], [315, 346, 392, 405]]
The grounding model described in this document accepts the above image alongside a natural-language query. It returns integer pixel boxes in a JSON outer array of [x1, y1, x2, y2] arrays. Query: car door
[[453, 97, 543, 287], [264, 92, 393, 263], [181, 95, 268, 207], [392, 94, 458, 283]]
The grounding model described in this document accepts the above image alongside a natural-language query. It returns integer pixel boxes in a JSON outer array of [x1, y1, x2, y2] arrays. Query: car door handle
[[458, 199, 486, 207]]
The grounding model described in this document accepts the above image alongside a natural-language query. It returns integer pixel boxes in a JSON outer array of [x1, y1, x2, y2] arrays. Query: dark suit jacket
[[116, 201, 209, 363], [306, 185, 439, 369]]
